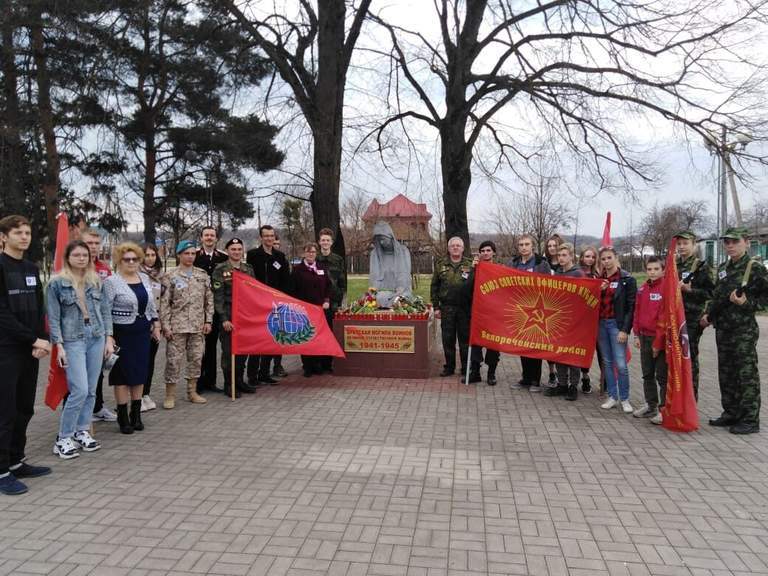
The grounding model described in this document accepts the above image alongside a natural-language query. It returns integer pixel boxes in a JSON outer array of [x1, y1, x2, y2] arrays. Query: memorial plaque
[[344, 325, 415, 353]]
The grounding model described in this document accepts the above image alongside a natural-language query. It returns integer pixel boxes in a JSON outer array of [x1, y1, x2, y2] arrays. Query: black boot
[[544, 385, 568, 397], [468, 362, 481, 384], [130, 399, 144, 431], [565, 384, 578, 401], [581, 374, 592, 394], [486, 365, 497, 386], [117, 404, 133, 435]]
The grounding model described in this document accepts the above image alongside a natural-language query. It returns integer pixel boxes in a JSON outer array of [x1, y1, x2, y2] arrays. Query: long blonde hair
[[55, 240, 101, 289]]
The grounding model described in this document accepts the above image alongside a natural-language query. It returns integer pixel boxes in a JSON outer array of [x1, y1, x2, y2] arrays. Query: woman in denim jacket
[[47, 241, 114, 459]]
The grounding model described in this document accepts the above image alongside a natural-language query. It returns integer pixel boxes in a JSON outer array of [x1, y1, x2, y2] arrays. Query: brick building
[[362, 194, 432, 250]]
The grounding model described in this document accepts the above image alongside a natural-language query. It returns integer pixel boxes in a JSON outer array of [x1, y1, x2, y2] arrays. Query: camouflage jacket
[[317, 251, 347, 307], [212, 260, 255, 322], [676, 255, 715, 323], [706, 253, 768, 332], [160, 266, 213, 334], [431, 256, 474, 309]]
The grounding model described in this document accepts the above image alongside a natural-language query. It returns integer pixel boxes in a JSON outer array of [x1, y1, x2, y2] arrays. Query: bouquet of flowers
[[336, 287, 431, 320]]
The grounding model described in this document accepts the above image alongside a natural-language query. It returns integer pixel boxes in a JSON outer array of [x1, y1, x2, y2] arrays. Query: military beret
[[672, 230, 697, 240], [720, 226, 750, 240], [225, 238, 244, 248], [176, 239, 197, 254]]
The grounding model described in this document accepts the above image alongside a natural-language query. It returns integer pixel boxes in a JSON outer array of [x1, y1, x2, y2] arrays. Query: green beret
[[720, 226, 750, 240]]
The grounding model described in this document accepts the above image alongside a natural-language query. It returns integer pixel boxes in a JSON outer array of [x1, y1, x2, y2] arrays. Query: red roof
[[362, 194, 432, 221]]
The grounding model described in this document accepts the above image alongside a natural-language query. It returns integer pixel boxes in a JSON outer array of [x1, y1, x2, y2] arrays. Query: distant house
[[698, 225, 768, 266], [362, 194, 433, 249]]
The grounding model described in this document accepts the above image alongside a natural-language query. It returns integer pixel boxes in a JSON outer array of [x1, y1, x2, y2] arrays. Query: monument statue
[[369, 221, 412, 306]]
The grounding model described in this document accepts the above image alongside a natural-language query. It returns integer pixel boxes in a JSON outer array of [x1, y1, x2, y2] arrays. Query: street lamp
[[703, 127, 750, 262]]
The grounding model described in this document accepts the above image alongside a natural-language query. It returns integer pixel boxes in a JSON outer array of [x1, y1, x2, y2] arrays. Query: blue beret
[[176, 239, 197, 254]]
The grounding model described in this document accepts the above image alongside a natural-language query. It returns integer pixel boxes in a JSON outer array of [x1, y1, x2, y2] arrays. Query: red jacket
[[632, 276, 664, 336], [291, 260, 331, 306]]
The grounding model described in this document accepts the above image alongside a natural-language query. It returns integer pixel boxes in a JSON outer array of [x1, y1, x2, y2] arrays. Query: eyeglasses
[[122, 257, 139, 263]]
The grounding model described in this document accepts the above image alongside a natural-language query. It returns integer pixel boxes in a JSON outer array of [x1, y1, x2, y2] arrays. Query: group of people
[[0, 211, 765, 497], [0, 215, 347, 496], [431, 228, 766, 435]]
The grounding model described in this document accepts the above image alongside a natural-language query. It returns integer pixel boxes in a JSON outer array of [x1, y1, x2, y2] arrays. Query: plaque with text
[[344, 325, 415, 353]]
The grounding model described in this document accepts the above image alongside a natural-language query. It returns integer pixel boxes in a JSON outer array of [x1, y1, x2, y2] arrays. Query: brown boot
[[187, 379, 207, 404], [163, 383, 176, 409]]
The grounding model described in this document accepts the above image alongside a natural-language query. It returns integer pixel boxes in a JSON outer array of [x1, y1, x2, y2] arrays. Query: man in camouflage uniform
[[212, 238, 256, 398], [701, 227, 768, 434], [160, 240, 214, 409], [431, 236, 474, 376], [673, 230, 714, 400], [317, 228, 347, 373]]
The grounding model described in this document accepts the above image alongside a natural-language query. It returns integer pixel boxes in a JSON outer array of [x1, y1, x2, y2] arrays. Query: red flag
[[655, 238, 699, 432], [45, 213, 70, 410], [231, 270, 344, 357], [601, 211, 612, 248], [469, 262, 601, 369]]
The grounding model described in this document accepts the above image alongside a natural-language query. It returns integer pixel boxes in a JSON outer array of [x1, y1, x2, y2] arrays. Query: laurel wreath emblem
[[274, 322, 315, 345]]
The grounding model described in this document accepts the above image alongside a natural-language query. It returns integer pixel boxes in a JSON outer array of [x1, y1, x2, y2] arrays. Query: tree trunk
[[143, 132, 158, 244], [31, 14, 61, 243], [310, 0, 346, 258], [440, 121, 471, 251], [0, 8, 25, 214]]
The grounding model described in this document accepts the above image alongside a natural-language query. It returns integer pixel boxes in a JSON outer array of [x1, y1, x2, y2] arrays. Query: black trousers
[[0, 348, 39, 475], [520, 356, 542, 385], [440, 305, 469, 371], [198, 311, 221, 391], [92, 372, 105, 413], [470, 347, 500, 368], [247, 355, 277, 382], [144, 338, 160, 396]]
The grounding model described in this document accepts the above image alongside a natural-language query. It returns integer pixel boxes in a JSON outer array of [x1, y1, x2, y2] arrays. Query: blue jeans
[[59, 326, 105, 438], [597, 319, 630, 401]]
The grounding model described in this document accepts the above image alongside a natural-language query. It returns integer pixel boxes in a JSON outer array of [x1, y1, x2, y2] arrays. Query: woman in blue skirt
[[103, 243, 161, 434]]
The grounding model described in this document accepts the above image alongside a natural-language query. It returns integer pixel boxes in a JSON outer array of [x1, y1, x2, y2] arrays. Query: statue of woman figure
[[369, 221, 412, 305]]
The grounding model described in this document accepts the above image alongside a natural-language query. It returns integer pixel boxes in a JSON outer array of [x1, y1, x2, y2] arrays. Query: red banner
[[231, 270, 344, 357], [469, 262, 601, 368], [45, 213, 70, 410], [655, 239, 699, 432]]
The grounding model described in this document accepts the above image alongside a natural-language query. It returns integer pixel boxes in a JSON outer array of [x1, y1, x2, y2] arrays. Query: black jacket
[[606, 268, 637, 334], [193, 248, 228, 277], [0, 253, 47, 349], [246, 246, 291, 293]]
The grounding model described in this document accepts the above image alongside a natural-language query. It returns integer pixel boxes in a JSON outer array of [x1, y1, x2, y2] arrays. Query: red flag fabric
[[45, 213, 70, 410], [601, 211, 612, 248], [469, 262, 601, 369], [231, 270, 345, 357], [655, 239, 699, 432]]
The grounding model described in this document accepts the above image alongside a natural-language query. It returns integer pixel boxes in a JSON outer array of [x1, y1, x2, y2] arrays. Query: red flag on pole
[[469, 262, 601, 368], [655, 238, 699, 432], [231, 270, 345, 357], [44, 213, 70, 410], [601, 212, 612, 248]]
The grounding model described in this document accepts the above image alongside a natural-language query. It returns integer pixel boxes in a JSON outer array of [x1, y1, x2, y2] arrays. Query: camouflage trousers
[[715, 329, 761, 425], [440, 305, 469, 371], [164, 333, 204, 383], [686, 316, 703, 400]]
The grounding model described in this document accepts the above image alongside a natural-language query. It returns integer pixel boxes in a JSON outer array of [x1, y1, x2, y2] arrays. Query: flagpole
[[464, 346, 472, 386], [231, 354, 236, 402]]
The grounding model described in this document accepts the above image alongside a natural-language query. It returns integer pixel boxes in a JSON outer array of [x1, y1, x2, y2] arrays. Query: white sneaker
[[601, 398, 618, 410], [73, 430, 101, 452], [621, 400, 634, 414], [633, 404, 652, 418], [650, 412, 663, 425], [53, 437, 80, 459], [92, 407, 117, 422], [141, 395, 156, 412]]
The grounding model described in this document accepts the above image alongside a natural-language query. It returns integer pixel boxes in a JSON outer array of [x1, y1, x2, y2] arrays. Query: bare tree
[[641, 201, 713, 256], [365, 0, 768, 249], [218, 0, 374, 258], [340, 186, 372, 256]]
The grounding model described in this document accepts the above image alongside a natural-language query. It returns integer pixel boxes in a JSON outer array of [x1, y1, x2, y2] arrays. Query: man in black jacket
[[0, 215, 52, 496], [194, 226, 228, 393], [246, 225, 292, 384]]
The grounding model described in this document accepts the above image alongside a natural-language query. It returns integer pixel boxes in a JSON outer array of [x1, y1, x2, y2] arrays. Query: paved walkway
[[2, 319, 767, 576]]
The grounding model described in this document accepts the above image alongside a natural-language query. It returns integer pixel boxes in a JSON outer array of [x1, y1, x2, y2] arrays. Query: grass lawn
[[347, 274, 432, 304]]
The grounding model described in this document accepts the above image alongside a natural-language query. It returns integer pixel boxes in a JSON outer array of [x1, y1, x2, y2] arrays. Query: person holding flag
[[463, 240, 500, 385], [0, 215, 51, 496], [47, 241, 113, 458], [212, 238, 256, 397], [597, 247, 637, 413], [701, 227, 767, 434], [673, 230, 714, 400]]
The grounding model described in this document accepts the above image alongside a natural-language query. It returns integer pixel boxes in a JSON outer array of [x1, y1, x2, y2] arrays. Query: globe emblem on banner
[[267, 302, 316, 345]]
